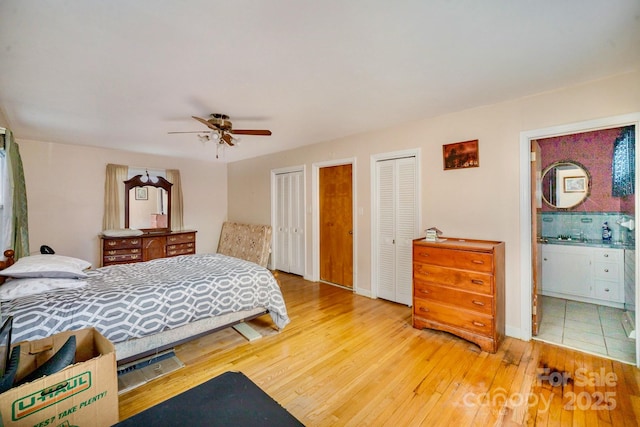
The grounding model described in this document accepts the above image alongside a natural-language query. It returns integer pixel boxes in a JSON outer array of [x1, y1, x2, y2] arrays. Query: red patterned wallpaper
[[537, 127, 634, 214]]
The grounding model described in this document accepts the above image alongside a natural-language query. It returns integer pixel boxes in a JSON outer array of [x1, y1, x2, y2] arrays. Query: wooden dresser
[[412, 237, 505, 353], [101, 230, 197, 267]]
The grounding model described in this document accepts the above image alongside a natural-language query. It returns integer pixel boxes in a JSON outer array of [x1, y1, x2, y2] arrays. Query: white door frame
[[370, 148, 421, 300], [270, 165, 306, 273], [519, 112, 640, 367], [311, 158, 357, 289]]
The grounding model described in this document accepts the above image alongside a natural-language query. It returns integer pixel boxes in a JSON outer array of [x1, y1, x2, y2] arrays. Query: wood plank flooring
[[118, 272, 640, 426]]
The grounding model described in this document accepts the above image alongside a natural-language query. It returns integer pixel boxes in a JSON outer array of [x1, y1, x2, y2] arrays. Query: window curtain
[[102, 164, 128, 230], [2, 130, 30, 259], [166, 169, 184, 231], [612, 126, 635, 197]]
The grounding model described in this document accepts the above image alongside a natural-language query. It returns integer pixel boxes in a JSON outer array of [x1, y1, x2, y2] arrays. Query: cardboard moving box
[[0, 328, 118, 427]]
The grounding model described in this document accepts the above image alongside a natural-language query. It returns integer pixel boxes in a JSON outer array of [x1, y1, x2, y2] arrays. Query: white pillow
[[0, 277, 88, 300], [102, 229, 144, 237], [0, 255, 92, 279]]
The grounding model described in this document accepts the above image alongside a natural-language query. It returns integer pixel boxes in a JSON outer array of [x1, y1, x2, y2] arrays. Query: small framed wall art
[[563, 176, 586, 193], [443, 139, 479, 170], [135, 187, 148, 200]]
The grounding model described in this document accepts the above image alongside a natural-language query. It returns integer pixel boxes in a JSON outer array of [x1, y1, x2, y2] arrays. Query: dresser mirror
[[124, 174, 172, 231], [541, 160, 591, 209]]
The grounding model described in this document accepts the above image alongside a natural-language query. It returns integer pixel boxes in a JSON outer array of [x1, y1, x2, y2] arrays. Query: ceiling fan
[[168, 113, 272, 147]]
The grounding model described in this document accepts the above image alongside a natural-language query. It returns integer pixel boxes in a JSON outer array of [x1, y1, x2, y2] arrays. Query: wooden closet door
[[319, 164, 353, 288]]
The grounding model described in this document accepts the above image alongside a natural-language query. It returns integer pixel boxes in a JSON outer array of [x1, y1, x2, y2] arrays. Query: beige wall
[[228, 71, 640, 338], [17, 139, 227, 267]]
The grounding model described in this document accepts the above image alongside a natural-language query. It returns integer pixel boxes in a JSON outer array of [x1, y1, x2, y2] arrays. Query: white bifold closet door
[[275, 171, 305, 275], [376, 156, 417, 305]]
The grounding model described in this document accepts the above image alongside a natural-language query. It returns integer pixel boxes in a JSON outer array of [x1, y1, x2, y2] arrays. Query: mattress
[[1, 253, 290, 345]]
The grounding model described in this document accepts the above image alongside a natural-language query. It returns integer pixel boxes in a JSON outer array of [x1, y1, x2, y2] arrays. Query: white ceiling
[[1, 1, 639, 163]]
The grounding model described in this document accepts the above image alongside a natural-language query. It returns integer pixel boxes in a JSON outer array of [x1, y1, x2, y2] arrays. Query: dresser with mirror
[[100, 171, 196, 267]]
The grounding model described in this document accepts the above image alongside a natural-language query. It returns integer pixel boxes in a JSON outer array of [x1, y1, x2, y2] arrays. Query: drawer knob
[[604, 288, 610, 292], [471, 279, 484, 285], [472, 300, 485, 306], [419, 289, 430, 295], [472, 321, 486, 327], [419, 252, 430, 257], [604, 254, 609, 257], [604, 269, 609, 273], [472, 260, 484, 265], [419, 307, 429, 313]]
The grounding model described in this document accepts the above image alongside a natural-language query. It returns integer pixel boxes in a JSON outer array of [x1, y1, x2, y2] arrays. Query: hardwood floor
[[118, 272, 640, 426]]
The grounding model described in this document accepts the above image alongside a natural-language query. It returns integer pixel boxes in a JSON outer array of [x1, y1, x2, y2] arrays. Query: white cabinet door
[[541, 245, 591, 297]]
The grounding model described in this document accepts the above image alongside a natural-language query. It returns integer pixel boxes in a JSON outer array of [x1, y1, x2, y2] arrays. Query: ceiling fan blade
[[231, 129, 272, 136], [167, 131, 206, 134], [192, 116, 217, 130], [222, 133, 235, 146]]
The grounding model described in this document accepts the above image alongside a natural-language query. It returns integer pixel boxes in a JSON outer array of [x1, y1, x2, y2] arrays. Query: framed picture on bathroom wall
[[563, 176, 586, 193], [443, 139, 479, 170]]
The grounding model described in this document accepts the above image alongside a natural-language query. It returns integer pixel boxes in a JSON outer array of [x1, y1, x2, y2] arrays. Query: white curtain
[[166, 169, 184, 231], [102, 164, 128, 230]]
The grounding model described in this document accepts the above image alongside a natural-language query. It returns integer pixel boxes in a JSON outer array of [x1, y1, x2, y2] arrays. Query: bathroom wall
[[541, 211, 634, 244], [538, 127, 634, 214]]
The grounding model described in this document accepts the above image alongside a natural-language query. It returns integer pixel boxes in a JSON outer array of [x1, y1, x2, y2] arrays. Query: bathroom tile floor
[[536, 295, 636, 364]]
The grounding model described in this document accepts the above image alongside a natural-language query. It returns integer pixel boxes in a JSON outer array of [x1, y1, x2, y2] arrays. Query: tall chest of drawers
[[101, 230, 197, 267], [412, 237, 505, 353]]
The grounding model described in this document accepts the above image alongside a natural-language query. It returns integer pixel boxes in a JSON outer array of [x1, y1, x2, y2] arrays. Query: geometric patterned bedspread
[[1, 253, 290, 345]]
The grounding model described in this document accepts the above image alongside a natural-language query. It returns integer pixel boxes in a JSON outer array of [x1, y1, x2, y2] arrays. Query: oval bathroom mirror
[[541, 161, 591, 209]]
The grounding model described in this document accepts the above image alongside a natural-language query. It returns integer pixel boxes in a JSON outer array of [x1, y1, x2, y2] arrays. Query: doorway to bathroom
[[520, 113, 640, 367]]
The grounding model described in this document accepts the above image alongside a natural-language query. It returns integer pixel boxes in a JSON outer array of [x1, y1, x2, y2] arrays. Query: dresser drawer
[[413, 263, 493, 295], [103, 252, 142, 264], [166, 242, 195, 257], [413, 246, 493, 273], [414, 280, 493, 316], [414, 299, 493, 337], [103, 238, 142, 250], [167, 246, 195, 257], [103, 248, 141, 257], [167, 232, 196, 245]]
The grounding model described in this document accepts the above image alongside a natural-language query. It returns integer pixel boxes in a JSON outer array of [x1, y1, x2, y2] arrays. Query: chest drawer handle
[[419, 307, 430, 313], [418, 289, 430, 295], [472, 321, 486, 327], [471, 279, 484, 285], [419, 252, 430, 257], [604, 254, 609, 258], [604, 269, 609, 273], [472, 260, 484, 265], [472, 300, 485, 306], [107, 241, 117, 246]]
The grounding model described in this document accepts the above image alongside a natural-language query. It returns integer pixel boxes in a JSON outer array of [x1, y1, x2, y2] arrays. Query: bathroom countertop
[[540, 237, 634, 250]]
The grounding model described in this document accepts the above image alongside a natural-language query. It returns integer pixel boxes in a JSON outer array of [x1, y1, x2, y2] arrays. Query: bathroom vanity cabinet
[[541, 244, 624, 307]]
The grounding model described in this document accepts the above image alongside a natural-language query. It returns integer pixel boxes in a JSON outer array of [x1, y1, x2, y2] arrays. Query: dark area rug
[[115, 371, 304, 426]]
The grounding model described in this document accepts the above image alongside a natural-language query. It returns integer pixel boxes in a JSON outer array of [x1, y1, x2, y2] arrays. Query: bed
[[0, 222, 289, 363]]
